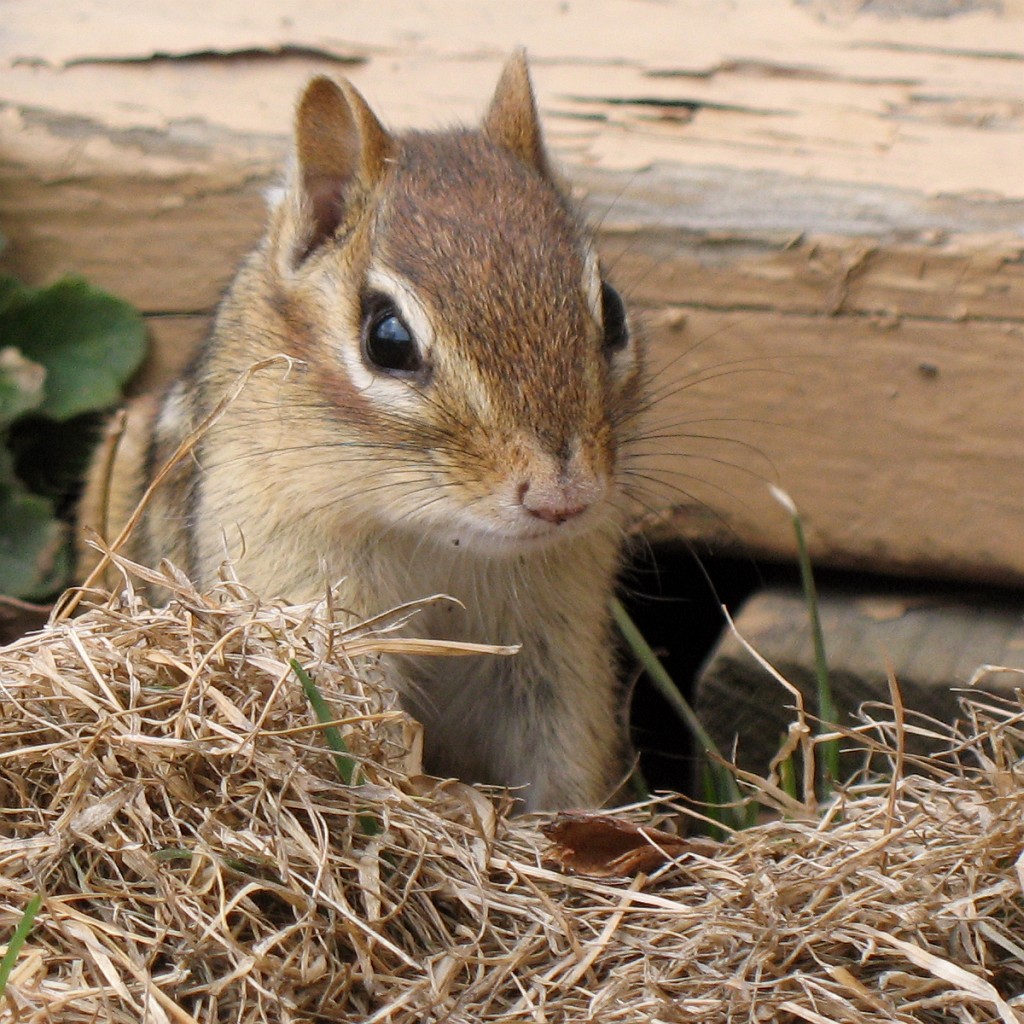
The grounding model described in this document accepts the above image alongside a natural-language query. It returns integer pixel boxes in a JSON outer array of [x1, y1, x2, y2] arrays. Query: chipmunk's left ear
[[483, 49, 550, 177], [289, 75, 394, 261]]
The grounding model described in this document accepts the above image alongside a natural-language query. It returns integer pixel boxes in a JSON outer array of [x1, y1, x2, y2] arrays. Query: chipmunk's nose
[[519, 482, 590, 524], [516, 458, 605, 525]]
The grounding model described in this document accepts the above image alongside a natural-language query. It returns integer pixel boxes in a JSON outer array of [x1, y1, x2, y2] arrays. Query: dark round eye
[[601, 281, 629, 354], [361, 297, 422, 375]]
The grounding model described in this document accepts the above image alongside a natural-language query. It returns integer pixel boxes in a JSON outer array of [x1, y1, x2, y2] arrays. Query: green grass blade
[[152, 848, 194, 863], [778, 748, 798, 801], [771, 486, 840, 789], [700, 763, 727, 838], [611, 598, 746, 824], [611, 599, 718, 757], [291, 659, 381, 836], [291, 658, 359, 784], [0, 894, 42, 998]]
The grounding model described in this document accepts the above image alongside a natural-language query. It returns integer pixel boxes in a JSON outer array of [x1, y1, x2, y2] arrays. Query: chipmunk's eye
[[361, 296, 422, 375], [600, 282, 629, 355]]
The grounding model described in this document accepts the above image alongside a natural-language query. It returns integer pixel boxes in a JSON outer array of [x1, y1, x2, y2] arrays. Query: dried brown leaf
[[541, 811, 719, 877]]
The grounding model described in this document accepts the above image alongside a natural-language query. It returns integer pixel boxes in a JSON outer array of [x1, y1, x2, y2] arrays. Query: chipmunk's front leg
[[405, 648, 626, 812], [493, 667, 627, 813]]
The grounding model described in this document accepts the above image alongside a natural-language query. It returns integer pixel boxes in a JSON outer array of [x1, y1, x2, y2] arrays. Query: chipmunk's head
[[263, 52, 644, 554]]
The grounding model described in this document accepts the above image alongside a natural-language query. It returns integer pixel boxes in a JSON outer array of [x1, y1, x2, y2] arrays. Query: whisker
[[589, 168, 643, 239], [640, 313, 763, 376], [621, 477, 755, 558], [629, 448, 779, 489], [623, 462, 762, 516], [639, 361, 798, 412], [628, 428, 779, 474]]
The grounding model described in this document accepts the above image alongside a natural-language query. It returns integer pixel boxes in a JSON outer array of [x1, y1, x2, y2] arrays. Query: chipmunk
[[78, 53, 646, 812]]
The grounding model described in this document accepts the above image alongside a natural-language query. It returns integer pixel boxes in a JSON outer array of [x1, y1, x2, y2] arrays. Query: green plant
[[770, 485, 840, 794], [0, 266, 145, 600], [0, 893, 42, 999], [615, 489, 841, 829], [612, 597, 755, 833], [291, 659, 381, 836]]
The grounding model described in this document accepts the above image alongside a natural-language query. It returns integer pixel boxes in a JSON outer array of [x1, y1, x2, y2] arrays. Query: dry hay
[[0, 563, 1022, 1023]]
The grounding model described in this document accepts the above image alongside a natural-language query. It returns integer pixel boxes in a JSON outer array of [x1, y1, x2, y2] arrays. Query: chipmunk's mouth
[[438, 499, 608, 556], [410, 454, 615, 555]]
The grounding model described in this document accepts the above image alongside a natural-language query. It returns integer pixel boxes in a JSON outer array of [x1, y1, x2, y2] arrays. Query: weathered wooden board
[[3, 0, 1024, 583], [695, 585, 1024, 775]]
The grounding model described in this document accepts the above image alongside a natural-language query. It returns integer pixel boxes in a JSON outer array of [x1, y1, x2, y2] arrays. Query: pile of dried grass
[[1, 562, 1023, 1023]]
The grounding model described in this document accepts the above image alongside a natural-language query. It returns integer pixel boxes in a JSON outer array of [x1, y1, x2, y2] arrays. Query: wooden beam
[[3, 0, 1023, 582]]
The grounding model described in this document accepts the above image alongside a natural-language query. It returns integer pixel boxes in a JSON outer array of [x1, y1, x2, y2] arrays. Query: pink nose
[[518, 481, 594, 525]]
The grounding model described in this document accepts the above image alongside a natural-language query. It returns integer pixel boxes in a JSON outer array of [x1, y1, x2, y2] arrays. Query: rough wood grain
[[3, 0, 1024, 582]]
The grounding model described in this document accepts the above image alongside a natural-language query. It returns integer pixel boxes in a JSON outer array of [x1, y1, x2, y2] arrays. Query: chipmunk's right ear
[[483, 50, 549, 178], [288, 76, 393, 260]]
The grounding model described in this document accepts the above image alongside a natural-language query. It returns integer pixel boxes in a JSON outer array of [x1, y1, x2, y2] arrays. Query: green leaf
[[770, 485, 839, 793], [0, 483, 69, 599], [0, 276, 146, 421], [0, 347, 46, 429], [0, 275, 28, 315], [8, 412, 104, 500], [291, 659, 381, 836], [0, 893, 42, 999]]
